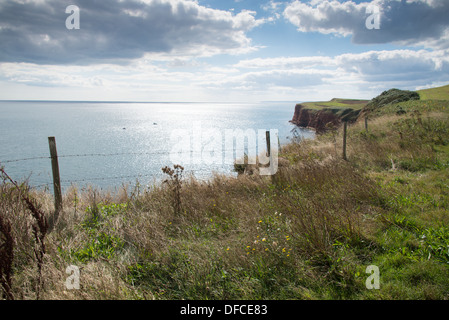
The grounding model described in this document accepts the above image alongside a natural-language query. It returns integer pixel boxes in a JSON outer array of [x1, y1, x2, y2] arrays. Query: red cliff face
[[290, 104, 341, 133]]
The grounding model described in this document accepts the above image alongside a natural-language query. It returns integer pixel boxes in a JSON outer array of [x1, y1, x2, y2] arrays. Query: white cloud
[[234, 56, 336, 69], [0, 0, 266, 64], [1, 47, 448, 101], [284, 0, 449, 49], [218, 48, 449, 99], [1, 0, 448, 102]]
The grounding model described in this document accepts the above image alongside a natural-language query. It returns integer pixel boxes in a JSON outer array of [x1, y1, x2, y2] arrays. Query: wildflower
[[262, 238, 266, 242], [258, 220, 262, 224], [226, 247, 230, 251]]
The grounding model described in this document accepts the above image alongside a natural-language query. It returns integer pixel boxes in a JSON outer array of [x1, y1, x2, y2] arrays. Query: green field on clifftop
[[302, 98, 369, 110], [418, 84, 449, 100]]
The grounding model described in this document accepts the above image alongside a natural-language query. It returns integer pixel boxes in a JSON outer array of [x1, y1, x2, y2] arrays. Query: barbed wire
[[1, 147, 263, 164], [0, 151, 166, 164], [1, 147, 257, 189], [0, 156, 51, 164], [6, 165, 234, 190], [57, 151, 168, 159]]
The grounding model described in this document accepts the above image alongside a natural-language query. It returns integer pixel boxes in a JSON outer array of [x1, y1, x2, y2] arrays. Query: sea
[[0, 101, 314, 192]]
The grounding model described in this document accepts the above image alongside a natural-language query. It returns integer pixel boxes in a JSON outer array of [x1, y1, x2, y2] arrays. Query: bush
[[364, 89, 420, 114]]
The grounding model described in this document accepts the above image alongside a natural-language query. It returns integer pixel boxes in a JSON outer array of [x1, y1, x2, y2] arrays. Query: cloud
[[0, 0, 264, 64], [2, 48, 447, 101], [284, 0, 449, 49], [222, 48, 449, 97], [335, 49, 449, 90], [234, 56, 335, 69], [261, 0, 283, 21]]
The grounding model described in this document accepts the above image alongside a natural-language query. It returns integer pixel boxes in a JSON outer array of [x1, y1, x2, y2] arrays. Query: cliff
[[290, 98, 368, 133]]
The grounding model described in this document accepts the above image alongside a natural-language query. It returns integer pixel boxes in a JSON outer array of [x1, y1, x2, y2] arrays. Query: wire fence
[[0, 129, 283, 195], [0, 147, 259, 190], [1, 151, 172, 164]]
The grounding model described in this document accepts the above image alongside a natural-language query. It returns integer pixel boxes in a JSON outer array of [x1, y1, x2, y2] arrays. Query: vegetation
[[302, 98, 369, 110], [418, 84, 449, 101], [301, 98, 370, 124], [364, 89, 419, 109], [1, 85, 449, 300]]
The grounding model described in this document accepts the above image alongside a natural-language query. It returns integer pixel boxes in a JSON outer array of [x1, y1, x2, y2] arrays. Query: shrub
[[364, 88, 420, 114]]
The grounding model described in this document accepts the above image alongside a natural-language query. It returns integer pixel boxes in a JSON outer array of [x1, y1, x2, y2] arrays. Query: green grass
[[366, 99, 449, 117], [418, 84, 449, 101], [302, 98, 369, 110]]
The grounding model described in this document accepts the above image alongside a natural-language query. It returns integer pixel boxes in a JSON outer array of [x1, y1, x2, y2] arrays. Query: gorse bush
[[363, 88, 420, 115]]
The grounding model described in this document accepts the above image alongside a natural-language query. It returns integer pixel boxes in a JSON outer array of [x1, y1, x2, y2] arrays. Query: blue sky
[[0, 0, 448, 102]]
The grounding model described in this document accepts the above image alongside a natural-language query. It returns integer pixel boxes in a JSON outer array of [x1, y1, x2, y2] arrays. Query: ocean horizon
[[0, 100, 313, 192]]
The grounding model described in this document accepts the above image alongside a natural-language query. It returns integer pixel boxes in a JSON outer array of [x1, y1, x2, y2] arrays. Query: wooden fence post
[[265, 130, 277, 182], [277, 133, 282, 154], [265, 130, 271, 158], [343, 122, 348, 161], [48, 137, 62, 231], [365, 116, 368, 132]]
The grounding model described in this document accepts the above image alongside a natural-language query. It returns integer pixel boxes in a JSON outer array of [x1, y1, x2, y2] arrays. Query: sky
[[0, 0, 448, 102]]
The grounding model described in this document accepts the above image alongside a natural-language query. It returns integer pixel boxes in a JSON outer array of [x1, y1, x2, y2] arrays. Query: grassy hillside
[[302, 98, 369, 110], [1, 89, 449, 301], [418, 84, 449, 100]]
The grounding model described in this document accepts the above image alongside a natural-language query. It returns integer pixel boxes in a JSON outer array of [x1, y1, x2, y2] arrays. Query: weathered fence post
[[277, 133, 282, 154], [343, 122, 348, 161], [48, 137, 62, 231], [266, 130, 277, 183], [365, 116, 368, 132], [265, 130, 271, 158]]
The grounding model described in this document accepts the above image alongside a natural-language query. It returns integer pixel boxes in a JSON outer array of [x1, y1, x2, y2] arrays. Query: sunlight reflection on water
[[0, 101, 313, 191]]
